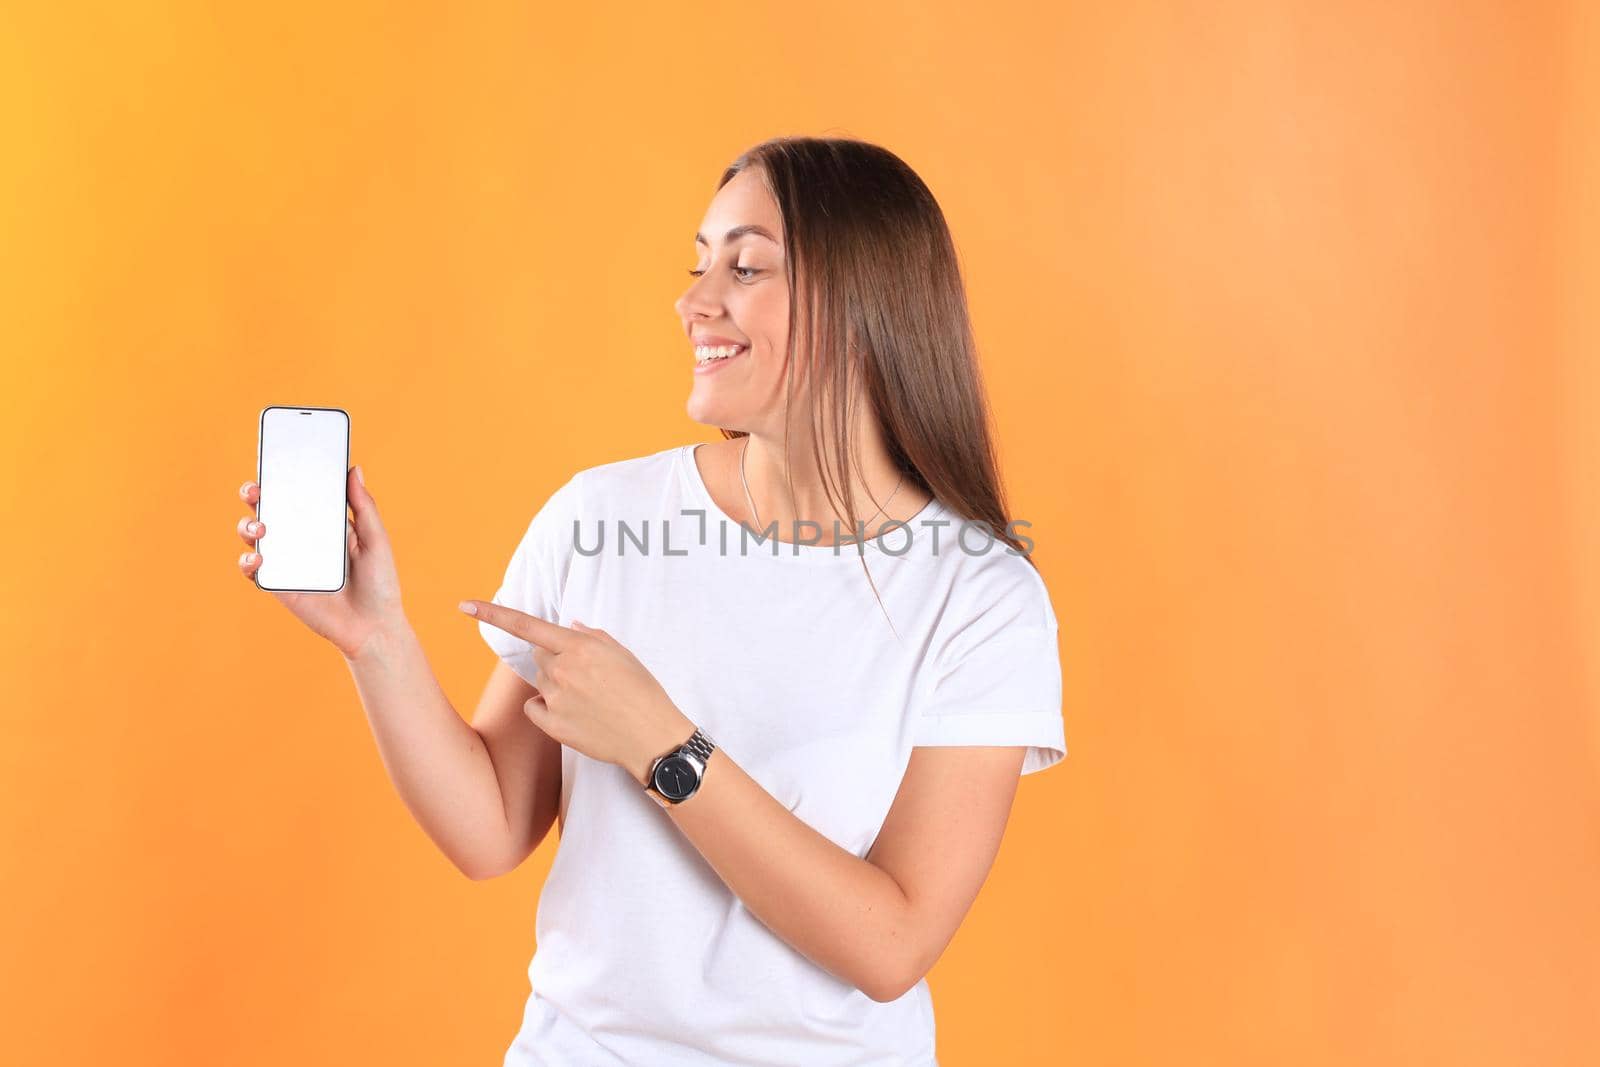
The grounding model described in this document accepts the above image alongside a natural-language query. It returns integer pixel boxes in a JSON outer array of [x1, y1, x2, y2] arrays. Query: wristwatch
[[644, 727, 717, 807]]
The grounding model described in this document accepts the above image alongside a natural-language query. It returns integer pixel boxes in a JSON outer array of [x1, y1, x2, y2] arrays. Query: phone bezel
[[254, 405, 351, 594]]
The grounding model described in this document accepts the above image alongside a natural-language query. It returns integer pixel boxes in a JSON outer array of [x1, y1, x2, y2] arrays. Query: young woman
[[235, 136, 1066, 1066]]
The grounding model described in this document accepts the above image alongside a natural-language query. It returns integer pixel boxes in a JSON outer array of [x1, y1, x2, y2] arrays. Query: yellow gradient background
[[3, 3, 1597, 1064]]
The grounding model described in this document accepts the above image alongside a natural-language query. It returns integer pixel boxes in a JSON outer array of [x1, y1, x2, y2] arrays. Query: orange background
[[3, 2, 1597, 1064]]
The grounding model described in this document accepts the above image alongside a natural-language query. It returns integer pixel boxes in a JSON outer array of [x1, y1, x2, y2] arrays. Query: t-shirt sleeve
[[913, 569, 1067, 776], [476, 471, 585, 688]]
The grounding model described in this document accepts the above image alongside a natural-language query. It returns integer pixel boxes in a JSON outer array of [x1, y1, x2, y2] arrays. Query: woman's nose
[[675, 281, 717, 320]]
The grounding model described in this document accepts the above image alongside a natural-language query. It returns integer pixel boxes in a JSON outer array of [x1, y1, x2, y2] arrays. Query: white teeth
[[695, 344, 744, 362]]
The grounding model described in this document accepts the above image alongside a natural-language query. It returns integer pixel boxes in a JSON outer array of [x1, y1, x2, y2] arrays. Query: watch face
[[653, 754, 697, 800]]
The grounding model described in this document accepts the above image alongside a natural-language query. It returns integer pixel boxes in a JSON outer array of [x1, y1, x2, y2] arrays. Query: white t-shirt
[[477, 443, 1066, 1067]]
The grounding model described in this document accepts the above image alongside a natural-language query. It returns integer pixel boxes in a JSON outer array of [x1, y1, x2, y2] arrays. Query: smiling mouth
[[694, 343, 747, 365]]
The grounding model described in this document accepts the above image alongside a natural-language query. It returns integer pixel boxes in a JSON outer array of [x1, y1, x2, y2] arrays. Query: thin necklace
[[739, 436, 905, 545]]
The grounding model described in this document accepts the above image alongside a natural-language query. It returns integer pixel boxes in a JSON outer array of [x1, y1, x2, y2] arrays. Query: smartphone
[[254, 405, 350, 593]]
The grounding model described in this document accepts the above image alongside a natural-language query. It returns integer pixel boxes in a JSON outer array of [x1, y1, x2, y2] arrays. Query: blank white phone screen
[[255, 406, 349, 593]]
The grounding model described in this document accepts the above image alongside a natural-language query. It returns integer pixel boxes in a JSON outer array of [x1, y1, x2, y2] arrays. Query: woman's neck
[[734, 427, 928, 538]]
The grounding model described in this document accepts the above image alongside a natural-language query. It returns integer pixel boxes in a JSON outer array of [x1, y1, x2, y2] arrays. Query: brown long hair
[[713, 137, 1037, 626]]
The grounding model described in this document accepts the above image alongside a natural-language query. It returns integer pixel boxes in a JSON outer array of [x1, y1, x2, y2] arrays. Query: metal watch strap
[[678, 727, 715, 765]]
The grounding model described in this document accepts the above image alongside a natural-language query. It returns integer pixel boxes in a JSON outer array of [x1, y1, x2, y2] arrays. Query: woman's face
[[675, 166, 796, 431]]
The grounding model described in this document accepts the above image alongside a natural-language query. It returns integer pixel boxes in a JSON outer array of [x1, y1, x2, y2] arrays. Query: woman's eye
[[685, 267, 760, 281]]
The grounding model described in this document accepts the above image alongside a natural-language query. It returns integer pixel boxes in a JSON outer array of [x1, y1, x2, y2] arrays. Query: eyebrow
[[694, 224, 780, 247]]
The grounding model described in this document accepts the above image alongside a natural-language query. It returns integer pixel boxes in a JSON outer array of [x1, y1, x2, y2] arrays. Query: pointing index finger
[[460, 600, 577, 653]]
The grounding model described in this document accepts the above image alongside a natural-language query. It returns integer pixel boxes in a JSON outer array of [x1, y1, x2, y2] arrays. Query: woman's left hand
[[459, 600, 696, 786]]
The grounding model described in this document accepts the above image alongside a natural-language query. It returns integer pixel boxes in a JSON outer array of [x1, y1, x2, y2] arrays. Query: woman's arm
[[629, 741, 1027, 1002], [344, 620, 551, 880], [461, 598, 1030, 999]]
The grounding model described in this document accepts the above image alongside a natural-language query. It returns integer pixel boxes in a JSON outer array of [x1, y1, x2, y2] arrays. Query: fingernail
[[355, 465, 364, 485], [457, 601, 477, 616]]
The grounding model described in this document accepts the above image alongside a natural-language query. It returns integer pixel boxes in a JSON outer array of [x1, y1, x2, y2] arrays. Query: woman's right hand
[[237, 466, 407, 659]]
